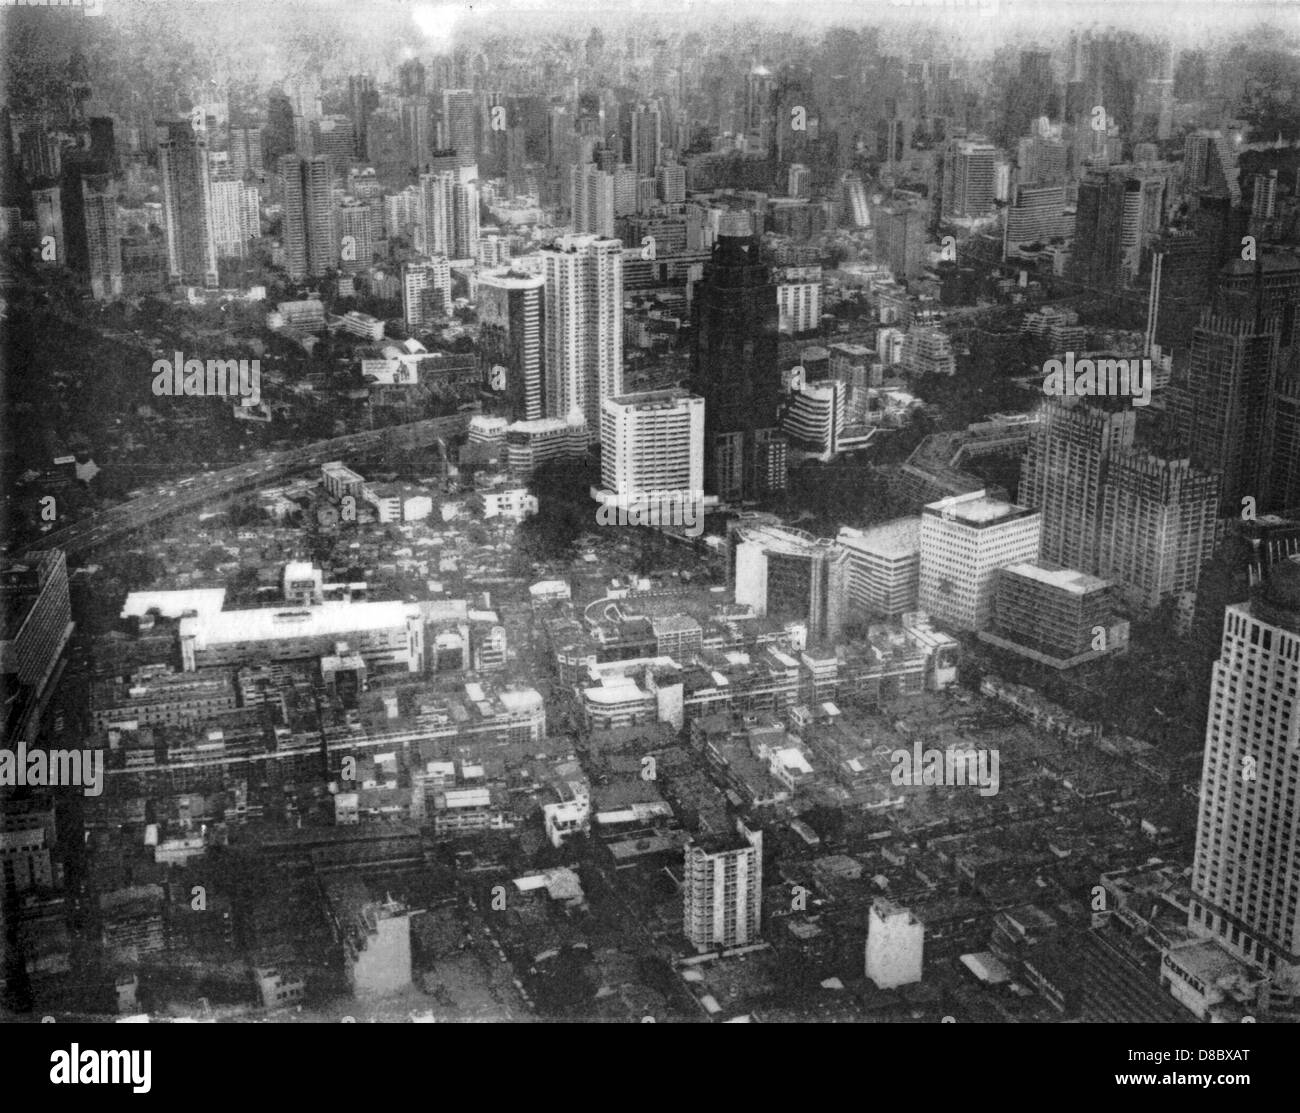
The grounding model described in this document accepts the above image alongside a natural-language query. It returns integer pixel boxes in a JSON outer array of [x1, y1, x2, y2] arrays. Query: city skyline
[[2, 0, 1299, 1051]]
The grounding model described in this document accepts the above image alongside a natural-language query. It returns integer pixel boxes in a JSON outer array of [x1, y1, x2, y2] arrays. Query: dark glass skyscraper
[[478, 269, 546, 422], [691, 230, 786, 502], [157, 121, 219, 288], [347, 75, 379, 159], [57, 149, 109, 277], [1173, 294, 1282, 515], [1274, 356, 1300, 513], [1070, 169, 1128, 291], [264, 89, 295, 163]]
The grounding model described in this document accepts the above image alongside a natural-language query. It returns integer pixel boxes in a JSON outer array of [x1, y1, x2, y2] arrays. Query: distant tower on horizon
[[440, 88, 477, 161]]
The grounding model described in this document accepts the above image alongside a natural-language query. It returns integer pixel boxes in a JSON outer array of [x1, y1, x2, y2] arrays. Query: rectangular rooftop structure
[[999, 561, 1111, 595], [924, 490, 1038, 528]]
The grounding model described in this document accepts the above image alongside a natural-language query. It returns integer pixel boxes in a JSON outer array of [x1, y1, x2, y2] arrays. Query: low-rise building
[[481, 487, 539, 521], [979, 561, 1130, 669], [90, 665, 238, 733], [322, 461, 366, 502], [504, 414, 588, 479], [838, 519, 921, 620]]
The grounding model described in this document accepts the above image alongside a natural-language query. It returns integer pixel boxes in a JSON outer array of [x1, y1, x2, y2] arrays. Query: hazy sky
[[5, 0, 1296, 102], [72, 0, 1300, 48]]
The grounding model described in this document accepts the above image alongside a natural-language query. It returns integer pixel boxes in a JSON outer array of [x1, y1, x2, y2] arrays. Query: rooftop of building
[[354, 680, 543, 733], [478, 268, 545, 288], [789, 378, 842, 401], [320, 873, 409, 931], [924, 491, 1036, 527], [507, 414, 586, 435], [734, 522, 843, 556], [322, 460, 365, 479], [1165, 938, 1265, 987], [123, 588, 468, 647], [513, 867, 584, 903], [1220, 251, 1300, 277], [529, 579, 571, 596], [1252, 553, 1300, 632], [872, 897, 920, 923], [2, 550, 64, 639], [545, 233, 621, 253], [1002, 561, 1112, 596], [583, 675, 651, 704], [121, 588, 228, 621], [689, 830, 754, 856], [366, 482, 430, 499], [581, 587, 720, 629], [606, 388, 701, 409], [829, 341, 872, 356], [837, 518, 921, 559], [651, 613, 702, 635]]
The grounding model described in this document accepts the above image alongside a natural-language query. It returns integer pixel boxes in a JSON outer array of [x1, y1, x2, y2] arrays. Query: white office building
[[481, 487, 539, 521], [776, 277, 823, 336], [732, 523, 849, 642], [919, 490, 1041, 631], [684, 825, 763, 952], [597, 389, 703, 520], [504, 413, 589, 479], [865, 899, 924, 988], [541, 234, 623, 435], [781, 377, 846, 460]]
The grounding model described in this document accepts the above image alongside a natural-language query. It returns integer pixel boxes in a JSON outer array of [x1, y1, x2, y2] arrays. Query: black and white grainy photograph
[[0, 0, 1296, 1088]]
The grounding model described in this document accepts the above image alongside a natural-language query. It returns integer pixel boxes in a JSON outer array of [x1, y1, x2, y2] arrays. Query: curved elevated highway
[[25, 414, 470, 562]]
